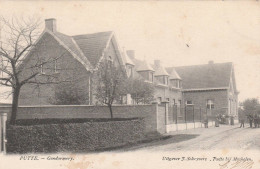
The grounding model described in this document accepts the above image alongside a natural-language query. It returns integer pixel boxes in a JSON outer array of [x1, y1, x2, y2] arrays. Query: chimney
[[154, 60, 161, 67], [208, 60, 214, 64], [45, 18, 57, 32], [126, 50, 135, 60]]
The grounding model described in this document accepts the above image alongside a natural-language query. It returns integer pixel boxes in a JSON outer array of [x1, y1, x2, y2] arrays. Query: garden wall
[[6, 118, 145, 154], [1, 104, 159, 133]]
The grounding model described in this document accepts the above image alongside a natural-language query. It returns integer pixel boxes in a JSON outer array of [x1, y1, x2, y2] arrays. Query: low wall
[[1, 104, 158, 133], [6, 118, 145, 154], [166, 121, 216, 133]]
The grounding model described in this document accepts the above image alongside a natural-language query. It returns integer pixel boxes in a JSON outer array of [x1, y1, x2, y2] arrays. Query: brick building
[[19, 18, 124, 105], [123, 51, 183, 106], [18, 18, 239, 118], [171, 61, 239, 117]]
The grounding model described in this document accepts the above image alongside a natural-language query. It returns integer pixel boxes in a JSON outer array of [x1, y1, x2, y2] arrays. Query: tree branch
[[20, 72, 39, 86]]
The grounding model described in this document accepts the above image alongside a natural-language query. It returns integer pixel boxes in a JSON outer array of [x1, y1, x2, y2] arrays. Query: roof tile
[[72, 31, 113, 67], [171, 62, 232, 90]]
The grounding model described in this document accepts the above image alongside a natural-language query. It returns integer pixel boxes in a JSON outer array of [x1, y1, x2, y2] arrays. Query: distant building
[[172, 61, 239, 117]]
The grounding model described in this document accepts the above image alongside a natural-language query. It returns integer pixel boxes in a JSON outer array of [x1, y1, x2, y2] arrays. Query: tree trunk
[[108, 104, 113, 119], [10, 86, 21, 125]]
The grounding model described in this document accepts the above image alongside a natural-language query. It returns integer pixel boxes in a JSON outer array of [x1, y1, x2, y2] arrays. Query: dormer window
[[137, 71, 154, 82], [156, 75, 169, 85], [136, 60, 155, 82], [171, 79, 181, 88]]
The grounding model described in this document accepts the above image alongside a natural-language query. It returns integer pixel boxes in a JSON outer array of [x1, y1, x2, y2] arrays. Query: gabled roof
[[153, 64, 169, 76], [72, 31, 113, 67], [135, 59, 154, 72], [121, 50, 135, 66], [28, 30, 117, 71], [171, 62, 233, 90], [53, 31, 93, 69], [166, 67, 181, 80]]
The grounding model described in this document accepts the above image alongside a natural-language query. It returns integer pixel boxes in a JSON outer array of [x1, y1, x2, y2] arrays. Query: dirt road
[[126, 125, 260, 151]]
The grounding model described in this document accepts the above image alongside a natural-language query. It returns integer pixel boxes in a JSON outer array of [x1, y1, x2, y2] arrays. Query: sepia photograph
[[0, 1, 259, 169]]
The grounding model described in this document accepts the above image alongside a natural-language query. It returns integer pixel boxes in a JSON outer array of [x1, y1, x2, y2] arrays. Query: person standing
[[248, 115, 253, 128], [239, 116, 245, 128], [204, 117, 208, 128], [215, 114, 220, 127]]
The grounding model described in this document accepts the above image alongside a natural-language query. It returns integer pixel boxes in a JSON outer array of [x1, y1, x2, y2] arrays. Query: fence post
[[184, 104, 187, 129], [193, 105, 195, 128], [200, 107, 202, 127], [175, 105, 178, 124], [161, 101, 169, 125], [161, 101, 169, 133], [184, 104, 186, 123], [206, 105, 208, 128], [206, 106, 208, 122], [152, 101, 159, 131], [0, 112, 7, 153]]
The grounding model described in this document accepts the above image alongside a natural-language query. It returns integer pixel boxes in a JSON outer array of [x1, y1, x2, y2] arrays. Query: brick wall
[[183, 89, 228, 116], [154, 86, 182, 105], [19, 32, 92, 105], [157, 105, 166, 133], [1, 104, 159, 133]]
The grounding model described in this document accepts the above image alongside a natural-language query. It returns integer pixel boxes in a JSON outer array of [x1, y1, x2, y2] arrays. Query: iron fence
[[168, 104, 229, 124]]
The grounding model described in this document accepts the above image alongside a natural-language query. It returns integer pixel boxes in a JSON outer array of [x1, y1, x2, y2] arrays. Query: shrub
[[6, 118, 145, 154]]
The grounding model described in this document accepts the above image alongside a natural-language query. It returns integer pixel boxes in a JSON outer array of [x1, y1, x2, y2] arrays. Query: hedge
[[6, 118, 145, 154]]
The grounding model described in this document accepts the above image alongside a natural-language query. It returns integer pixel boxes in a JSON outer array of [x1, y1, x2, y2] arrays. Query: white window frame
[[207, 99, 214, 109], [40, 63, 45, 74]]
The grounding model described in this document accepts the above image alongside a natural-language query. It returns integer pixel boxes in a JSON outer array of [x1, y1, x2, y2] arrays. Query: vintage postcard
[[0, 1, 259, 169]]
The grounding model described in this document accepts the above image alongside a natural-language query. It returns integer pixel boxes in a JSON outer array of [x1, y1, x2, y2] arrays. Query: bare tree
[[95, 60, 125, 118], [0, 16, 64, 124]]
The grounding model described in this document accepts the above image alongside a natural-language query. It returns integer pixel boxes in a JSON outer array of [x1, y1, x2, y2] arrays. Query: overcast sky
[[0, 1, 260, 102]]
